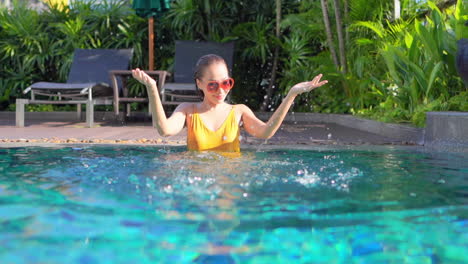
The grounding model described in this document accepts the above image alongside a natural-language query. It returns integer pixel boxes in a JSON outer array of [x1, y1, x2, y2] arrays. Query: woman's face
[[196, 62, 231, 104]]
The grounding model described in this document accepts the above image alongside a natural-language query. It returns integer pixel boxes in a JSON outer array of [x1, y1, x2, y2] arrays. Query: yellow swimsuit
[[187, 106, 240, 152]]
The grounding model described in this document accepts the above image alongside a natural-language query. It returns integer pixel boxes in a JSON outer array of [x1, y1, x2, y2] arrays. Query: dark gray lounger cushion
[[30, 82, 112, 97]]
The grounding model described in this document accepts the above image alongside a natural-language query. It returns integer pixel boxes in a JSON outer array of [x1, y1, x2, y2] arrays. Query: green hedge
[[0, 0, 466, 127]]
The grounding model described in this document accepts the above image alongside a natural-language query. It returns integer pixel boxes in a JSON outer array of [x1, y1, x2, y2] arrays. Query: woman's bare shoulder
[[233, 104, 254, 114]]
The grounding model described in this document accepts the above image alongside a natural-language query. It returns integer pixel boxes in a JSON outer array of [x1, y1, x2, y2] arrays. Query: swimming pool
[[0, 145, 467, 263]]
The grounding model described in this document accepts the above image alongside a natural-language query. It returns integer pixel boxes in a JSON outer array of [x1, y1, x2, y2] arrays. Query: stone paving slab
[[0, 113, 412, 147], [425, 112, 468, 147]]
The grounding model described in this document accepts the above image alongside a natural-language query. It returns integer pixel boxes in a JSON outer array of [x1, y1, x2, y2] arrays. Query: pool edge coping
[[3, 142, 465, 153]]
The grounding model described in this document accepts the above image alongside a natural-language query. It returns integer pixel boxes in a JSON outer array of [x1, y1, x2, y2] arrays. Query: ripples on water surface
[[0, 146, 467, 263]]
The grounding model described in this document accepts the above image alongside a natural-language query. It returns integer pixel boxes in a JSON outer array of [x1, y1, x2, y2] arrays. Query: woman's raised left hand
[[288, 74, 328, 97]]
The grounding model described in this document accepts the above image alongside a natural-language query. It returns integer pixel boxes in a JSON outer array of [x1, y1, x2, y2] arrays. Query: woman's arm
[[241, 74, 328, 139], [132, 68, 187, 136]]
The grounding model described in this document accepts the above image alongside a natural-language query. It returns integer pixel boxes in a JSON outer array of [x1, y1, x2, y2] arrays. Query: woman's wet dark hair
[[194, 54, 229, 99]]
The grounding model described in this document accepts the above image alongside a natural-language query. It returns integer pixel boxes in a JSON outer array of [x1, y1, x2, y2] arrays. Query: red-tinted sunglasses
[[206, 78, 235, 93]]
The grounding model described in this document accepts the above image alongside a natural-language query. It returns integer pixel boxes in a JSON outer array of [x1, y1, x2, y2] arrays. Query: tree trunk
[[333, 0, 347, 74], [394, 0, 401, 20], [343, 0, 349, 45], [320, 0, 340, 71], [260, 0, 281, 111]]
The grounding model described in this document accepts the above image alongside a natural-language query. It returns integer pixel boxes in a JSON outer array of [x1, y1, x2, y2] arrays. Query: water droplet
[[164, 185, 173, 193], [437, 179, 445, 184], [410, 192, 417, 197], [243, 193, 248, 197], [239, 135, 243, 141], [327, 133, 332, 140], [297, 169, 305, 175]]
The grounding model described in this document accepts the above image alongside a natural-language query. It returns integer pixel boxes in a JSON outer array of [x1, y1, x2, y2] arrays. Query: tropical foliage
[[0, 0, 466, 126], [0, 0, 149, 110], [350, 0, 467, 126]]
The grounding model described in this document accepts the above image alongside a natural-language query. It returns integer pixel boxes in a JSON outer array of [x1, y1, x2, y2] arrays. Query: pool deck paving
[[0, 113, 412, 147]]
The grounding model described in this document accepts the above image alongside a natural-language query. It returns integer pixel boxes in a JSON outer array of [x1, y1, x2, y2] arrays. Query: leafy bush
[[0, 0, 465, 128], [348, 0, 467, 126], [0, 0, 147, 110]]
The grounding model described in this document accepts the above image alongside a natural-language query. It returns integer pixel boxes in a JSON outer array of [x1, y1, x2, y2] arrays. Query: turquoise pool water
[[0, 145, 467, 263]]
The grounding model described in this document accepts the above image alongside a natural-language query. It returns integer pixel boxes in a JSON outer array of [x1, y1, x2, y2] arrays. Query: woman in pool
[[132, 54, 328, 152]]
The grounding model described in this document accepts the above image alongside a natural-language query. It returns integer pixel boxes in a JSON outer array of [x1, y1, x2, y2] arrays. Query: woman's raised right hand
[[132, 68, 157, 88]]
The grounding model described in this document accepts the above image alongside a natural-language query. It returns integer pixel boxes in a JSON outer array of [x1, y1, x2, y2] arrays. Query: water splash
[[255, 139, 269, 152]]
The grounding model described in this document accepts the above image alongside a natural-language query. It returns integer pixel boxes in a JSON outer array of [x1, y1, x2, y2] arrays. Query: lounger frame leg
[[126, 103, 131, 117], [16, 99, 28, 127], [86, 100, 94, 128], [77, 104, 82, 120]]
